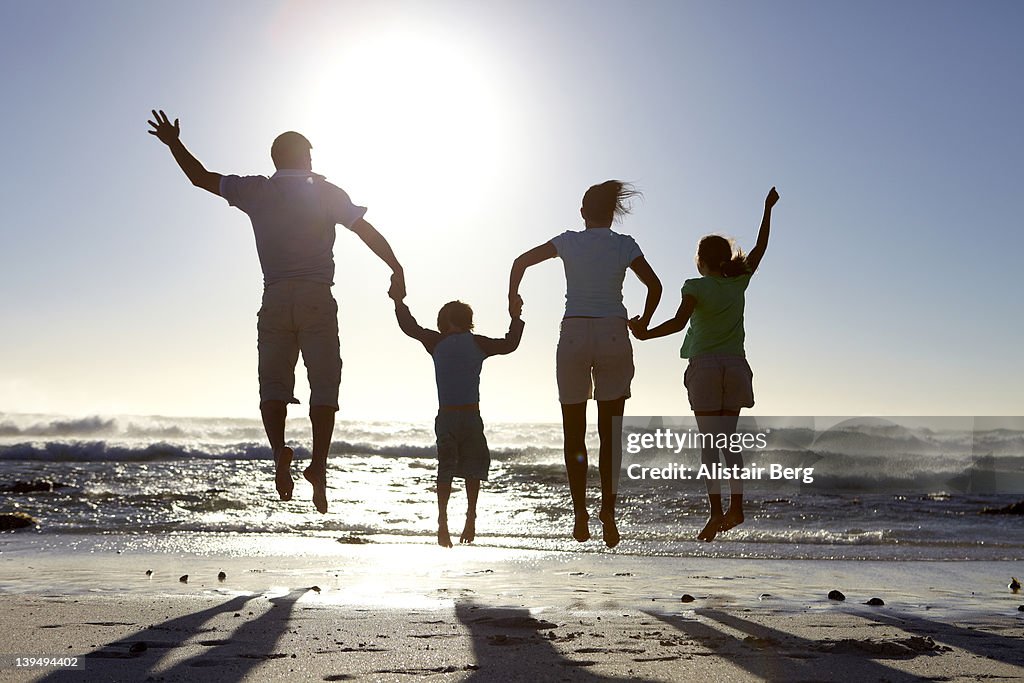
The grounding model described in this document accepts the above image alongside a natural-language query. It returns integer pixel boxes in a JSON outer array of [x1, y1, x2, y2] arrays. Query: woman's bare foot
[[459, 514, 476, 544], [720, 507, 745, 532], [697, 513, 724, 542], [598, 510, 620, 548], [438, 519, 453, 548], [572, 513, 591, 542], [302, 465, 328, 514], [273, 447, 294, 501]]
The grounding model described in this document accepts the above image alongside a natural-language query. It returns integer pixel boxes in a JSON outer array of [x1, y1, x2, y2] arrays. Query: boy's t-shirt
[[679, 273, 752, 359], [394, 303, 524, 407]]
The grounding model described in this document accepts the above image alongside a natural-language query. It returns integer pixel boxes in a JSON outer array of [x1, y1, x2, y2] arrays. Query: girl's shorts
[[684, 354, 754, 412]]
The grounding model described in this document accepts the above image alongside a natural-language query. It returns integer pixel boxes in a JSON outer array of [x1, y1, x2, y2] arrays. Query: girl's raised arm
[[745, 186, 780, 274]]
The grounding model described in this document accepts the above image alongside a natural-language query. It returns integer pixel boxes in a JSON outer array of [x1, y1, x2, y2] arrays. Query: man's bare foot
[[438, 521, 453, 548], [572, 513, 591, 542], [273, 447, 294, 501], [697, 513, 724, 542], [302, 465, 328, 514], [599, 509, 620, 548], [459, 515, 476, 544], [720, 507, 745, 532]]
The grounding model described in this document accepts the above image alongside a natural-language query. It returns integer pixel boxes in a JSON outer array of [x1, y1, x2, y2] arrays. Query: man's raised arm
[[147, 109, 221, 196]]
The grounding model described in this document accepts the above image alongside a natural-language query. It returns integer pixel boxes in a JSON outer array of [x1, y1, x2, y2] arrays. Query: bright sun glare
[[307, 29, 510, 217]]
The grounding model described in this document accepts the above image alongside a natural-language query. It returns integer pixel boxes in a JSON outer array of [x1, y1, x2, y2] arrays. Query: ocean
[[2, 413, 1023, 562]]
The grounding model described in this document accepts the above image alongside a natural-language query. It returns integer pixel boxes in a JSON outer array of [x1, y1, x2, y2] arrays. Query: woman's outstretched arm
[[628, 256, 663, 330], [629, 295, 695, 340], [745, 186, 780, 274], [508, 242, 557, 315]]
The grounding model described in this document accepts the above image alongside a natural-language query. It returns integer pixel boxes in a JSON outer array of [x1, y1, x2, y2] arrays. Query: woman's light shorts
[[684, 354, 755, 412], [556, 317, 634, 404]]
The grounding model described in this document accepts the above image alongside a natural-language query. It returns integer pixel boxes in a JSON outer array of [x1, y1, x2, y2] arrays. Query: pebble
[[179, 575, 188, 583], [680, 594, 695, 603], [1009, 577, 1021, 592], [864, 598, 885, 606], [827, 590, 846, 601], [145, 570, 153, 576], [218, 571, 226, 581]]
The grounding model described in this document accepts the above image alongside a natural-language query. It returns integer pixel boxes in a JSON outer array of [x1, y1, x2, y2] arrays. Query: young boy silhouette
[[390, 289, 524, 547]]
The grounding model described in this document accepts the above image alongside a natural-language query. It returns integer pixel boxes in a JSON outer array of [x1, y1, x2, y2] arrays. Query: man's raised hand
[[147, 110, 180, 146]]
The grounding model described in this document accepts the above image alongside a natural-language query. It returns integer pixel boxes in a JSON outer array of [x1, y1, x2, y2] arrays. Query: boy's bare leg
[[561, 402, 591, 542], [302, 405, 334, 514], [460, 479, 480, 544], [721, 493, 745, 531], [436, 480, 453, 548], [261, 400, 293, 501]]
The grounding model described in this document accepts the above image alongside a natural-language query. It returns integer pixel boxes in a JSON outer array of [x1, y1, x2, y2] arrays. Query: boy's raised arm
[[390, 294, 441, 354], [475, 297, 525, 357], [746, 186, 779, 274]]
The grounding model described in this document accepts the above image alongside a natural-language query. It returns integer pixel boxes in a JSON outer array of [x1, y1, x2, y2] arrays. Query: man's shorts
[[555, 317, 634, 404], [684, 354, 755, 413], [257, 280, 341, 409], [434, 410, 490, 483]]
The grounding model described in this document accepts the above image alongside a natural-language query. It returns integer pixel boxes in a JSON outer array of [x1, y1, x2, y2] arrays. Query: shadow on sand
[[39, 589, 307, 682]]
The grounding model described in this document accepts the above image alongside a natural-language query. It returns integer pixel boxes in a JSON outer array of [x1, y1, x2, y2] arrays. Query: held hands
[[627, 316, 649, 340], [388, 271, 406, 301], [765, 186, 780, 210], [147, 110, 180, 146], [509, 294, 523, 320]]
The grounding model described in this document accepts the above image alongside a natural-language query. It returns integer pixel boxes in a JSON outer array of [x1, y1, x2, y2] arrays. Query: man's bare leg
[[261, 400, 293, 501], [437, 479, 453, 548], [460, 479, 480, 544], [302, 405, 335, 514]]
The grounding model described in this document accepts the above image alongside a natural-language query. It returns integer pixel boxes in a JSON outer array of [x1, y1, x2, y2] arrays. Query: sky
[[1, 0, 1022, 423]]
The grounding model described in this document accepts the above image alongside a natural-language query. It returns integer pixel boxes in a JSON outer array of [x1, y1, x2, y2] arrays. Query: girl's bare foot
[[459, 514, 476, 544], [697, 514, 724, 542], [599, 509, 620, 548], [720, 507, 745, 532], [273, 447, 294, 501], [572, 513, 591, 542], [302, 465, 328, 514]]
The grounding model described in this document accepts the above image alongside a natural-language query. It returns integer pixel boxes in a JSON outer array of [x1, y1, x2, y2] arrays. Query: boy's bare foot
[[572, 513, 591, 542], [438, 521, 453, 548], [459, 515, 476, 544], [720, 507, 745, 532], [273, 447, 294, 501], [697, 513, 724, 542], [599, 510, 620, 548], [302, 465, 328, 514]]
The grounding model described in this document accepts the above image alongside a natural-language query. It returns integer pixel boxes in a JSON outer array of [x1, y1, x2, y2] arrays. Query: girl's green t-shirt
[[679, 273, 752, 358]]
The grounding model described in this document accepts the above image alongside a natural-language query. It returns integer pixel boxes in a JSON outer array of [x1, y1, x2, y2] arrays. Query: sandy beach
[[1, 535, 1022, 682]]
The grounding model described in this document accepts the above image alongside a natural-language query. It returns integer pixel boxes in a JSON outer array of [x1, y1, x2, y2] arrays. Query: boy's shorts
[[257, 280, 341, 409], [434, 410, 490, 483], [684, 354, 755, 412], [556, 317, 634, 404]]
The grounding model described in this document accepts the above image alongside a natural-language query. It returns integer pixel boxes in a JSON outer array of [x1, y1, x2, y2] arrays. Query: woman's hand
[[627, 316, 649, 340]]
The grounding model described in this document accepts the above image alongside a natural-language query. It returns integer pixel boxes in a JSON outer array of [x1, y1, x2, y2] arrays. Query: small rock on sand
[[758, 593, 772, 600], [828, 590, 846, 601], [0, 512, 36, 530], [218, 571, 226, 581], [179, 575, 188, 583], [128, 642, 147, 654], [145, 570, 153, 576], [1009, 577, 1021, 592], [1017, 605, 1023, 612], [864, 597, 885, 606], [680, 594, 696, 603]]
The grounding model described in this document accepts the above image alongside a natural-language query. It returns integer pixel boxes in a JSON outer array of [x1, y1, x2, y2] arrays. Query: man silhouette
[[148, 109, 405, 513]]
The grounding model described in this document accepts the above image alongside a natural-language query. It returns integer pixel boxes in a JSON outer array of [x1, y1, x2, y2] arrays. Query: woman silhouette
[[508, 181, 662, 547]]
